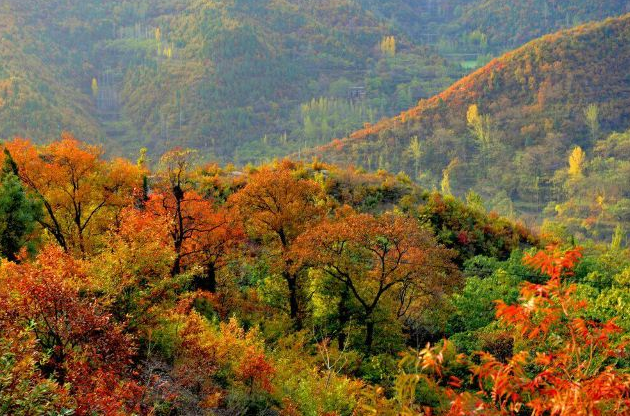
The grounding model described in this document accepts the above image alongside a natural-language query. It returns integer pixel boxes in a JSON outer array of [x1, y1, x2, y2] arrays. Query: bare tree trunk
[[285, 272, 301, 330], [194, 262, 217, 292], [337, 285, 350, 350], [365, 316, 375, 353]]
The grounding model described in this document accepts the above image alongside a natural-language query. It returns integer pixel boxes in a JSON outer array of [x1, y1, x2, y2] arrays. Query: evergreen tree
[[0, 149, 42, 261], [584, 104, 600, 142]]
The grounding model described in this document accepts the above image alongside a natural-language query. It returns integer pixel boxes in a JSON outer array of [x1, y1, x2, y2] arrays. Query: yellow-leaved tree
[[379, 36, 396, 56], [568, 146, 586, 178]]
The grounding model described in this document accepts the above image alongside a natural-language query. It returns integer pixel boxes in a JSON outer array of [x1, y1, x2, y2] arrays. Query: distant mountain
[[456, 0, 630, 47], [1, 0, 629, 163], [359, 0, 630, 48], [310, 14, 630, 220], [114, 0, 494, 160], [0, 0, 459, 158], [0, 1, 103, 140]]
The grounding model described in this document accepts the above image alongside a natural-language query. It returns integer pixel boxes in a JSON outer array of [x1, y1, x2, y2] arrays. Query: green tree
[[0, 149, 42, 261], [441, 158, 459, 196], [584, 104, 600, 142], [407, 136, 423, 180], [465, 190, 485, 212], [611, 224, 625, 250]]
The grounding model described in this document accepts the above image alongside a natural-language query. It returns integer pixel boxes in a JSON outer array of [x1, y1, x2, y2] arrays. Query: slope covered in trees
[[2, 0, 629, 162], [312, 14, 630, 229], [0, 136, 542, 414], [359, 0, 630, 60], [113, 0, 459, 159], [4, 137, 630, 414], [455, 0, 630, 48], [0, 1, 103, 140], [4, 2, 630, 414], [0, 0, 459, 159]]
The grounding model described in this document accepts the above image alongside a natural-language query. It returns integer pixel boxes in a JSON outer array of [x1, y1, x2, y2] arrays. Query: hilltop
[[311, 14, 630, 224], [455, 0, 630, 47], [361, 0, 630, 48], [0, 0, 457, 159], [2, 0, 629, 162]]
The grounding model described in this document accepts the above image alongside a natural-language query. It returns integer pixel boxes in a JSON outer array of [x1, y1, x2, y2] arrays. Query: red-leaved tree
[[0, 245, 146, 414], [387, 246, 630, 415]]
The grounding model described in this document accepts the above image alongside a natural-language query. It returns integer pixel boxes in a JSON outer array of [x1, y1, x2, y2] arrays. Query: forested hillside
[[0, 0, 457, 159], [361, 0, 630, 49], [4, 2, 630, 414], [0, 1, 102, 139], [121, 0, 457, 160], [4, 137, 630, 414], [455, 0, 630, 47], [312, 14, 630, 235], [1, 0, 629, 162]]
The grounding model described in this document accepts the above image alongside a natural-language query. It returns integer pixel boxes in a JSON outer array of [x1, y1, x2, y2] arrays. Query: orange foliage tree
[[93, 205, 177, 330], [145, 189, 216, 276], [149, 148, 244, 284], [229, 165, 325, 328], [168, 300, 276, 410], [3, 135, 142, 254], [392, 246, 630, 415], [293, 209, 460, 351], [0, 261, 69, 413], [184, 207, 244, 292]]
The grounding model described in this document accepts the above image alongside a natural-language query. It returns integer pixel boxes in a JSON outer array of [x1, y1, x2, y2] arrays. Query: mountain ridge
[[309, 13, 630, 220], [2, 0, 630, 163]]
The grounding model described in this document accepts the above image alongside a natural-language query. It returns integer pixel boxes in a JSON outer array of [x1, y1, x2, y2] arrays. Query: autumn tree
[[146, 188, 214, 277], [91, 78, 99, 99], [568, 145, 586, 178], [148, 189, 244, 291], [379, 36, 396, 57], [0, 333, 69, 414], [0, 245, 144, 414], [184, 207, 244, 292], [483, 246, 630, 414], [150, 148, 198, 275], [150, 148, 241, 281], [229, 165, 324, 328], [167, 301, 276, 411], [466, 104, 493, 151], [5, 136, 142, 254], [391, 246, 630, 415], [293, 210, 460, 351], [92, 205, 175, 329]]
